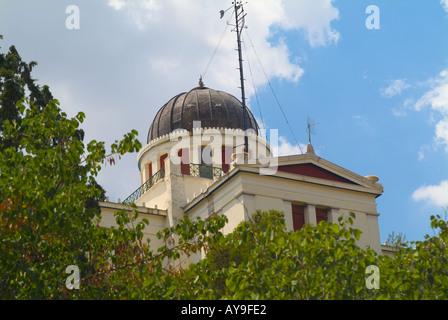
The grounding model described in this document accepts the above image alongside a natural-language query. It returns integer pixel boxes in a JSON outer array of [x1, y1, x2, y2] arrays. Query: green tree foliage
[[377, 215, 448, 299], [0, 37, 56, 150], [155, 210, 448, 300], [385, 231, 408, 249], [167, 211, 380, 300], [0, 97, 143, 299], [0, 81, 226, 299]]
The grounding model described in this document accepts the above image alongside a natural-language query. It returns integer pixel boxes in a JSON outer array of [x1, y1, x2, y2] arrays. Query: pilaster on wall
[[328, 208, 340, 224], [304, 204, 317, 226], [283, 200, 293, 231], [164, 159, 187, 228], [367, 214, 382, 253], [240, 194, 255, 221]]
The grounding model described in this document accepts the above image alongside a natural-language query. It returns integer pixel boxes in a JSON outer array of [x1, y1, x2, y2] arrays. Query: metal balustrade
[[122, 168, 165, 204], [188, 163, 228, 180], [122, 164, 228, 204]]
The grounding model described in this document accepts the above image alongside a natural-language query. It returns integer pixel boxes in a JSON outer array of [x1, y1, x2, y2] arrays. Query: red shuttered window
[[316, 208, 328, 224], [292, 205, 305, 231], [222, 146, 233, 173], [178, 149, 190, 175], [160, 153, 168, 173]]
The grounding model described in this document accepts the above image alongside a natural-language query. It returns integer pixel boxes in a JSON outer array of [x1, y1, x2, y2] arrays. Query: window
[[316, 208, 328, 224], [200, 146, 213, 179], [222, 146, 233, 173], [292, 205, 305, 231], [178, 148, 190, 175], [147, 162, 153, 181], [160, 153, 168, 173]]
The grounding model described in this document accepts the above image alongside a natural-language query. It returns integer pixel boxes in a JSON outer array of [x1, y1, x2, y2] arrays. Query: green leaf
[[353, 229, 362, 241]]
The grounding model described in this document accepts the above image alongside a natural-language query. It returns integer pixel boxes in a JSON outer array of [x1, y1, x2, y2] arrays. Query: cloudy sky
[[1, 0, 448, 243]]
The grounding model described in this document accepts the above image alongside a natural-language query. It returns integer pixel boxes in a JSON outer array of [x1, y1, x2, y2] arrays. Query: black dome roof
[[147, 86, 259, 143]]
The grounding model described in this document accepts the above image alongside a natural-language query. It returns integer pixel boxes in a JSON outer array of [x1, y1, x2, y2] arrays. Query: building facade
[[99, 83, 388, 263]]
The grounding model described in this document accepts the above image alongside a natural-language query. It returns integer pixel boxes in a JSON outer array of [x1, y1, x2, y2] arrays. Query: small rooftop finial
[[306, 143, 315, 155], [199, 76, 204, 88]]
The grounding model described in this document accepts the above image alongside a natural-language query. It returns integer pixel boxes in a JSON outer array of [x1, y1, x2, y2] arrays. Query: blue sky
[[1, 0, 447, 243]]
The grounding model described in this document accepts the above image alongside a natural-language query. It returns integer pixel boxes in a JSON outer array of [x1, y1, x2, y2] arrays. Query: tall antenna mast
[[221, 1, 249, 154]]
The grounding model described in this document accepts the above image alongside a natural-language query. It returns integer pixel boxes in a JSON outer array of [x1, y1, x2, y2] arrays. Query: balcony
[[123, 164, 228, 204], [123, 168, 165, 204]]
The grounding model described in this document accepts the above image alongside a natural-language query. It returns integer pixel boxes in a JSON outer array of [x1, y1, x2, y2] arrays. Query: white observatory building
[[99, 1, 390, 262]]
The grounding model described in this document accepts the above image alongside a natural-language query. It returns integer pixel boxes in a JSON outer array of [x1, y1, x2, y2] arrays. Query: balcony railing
[[122, 163, 228, 204], [187, 163, 228, 180], [122, 168, 165, 204]]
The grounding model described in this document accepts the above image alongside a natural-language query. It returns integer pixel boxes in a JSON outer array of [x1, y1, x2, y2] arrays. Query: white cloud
[[412, 180, 448, 207], [392, 98, 414, 117], [272, 136, 307, 157], [413, 68, 448, 205], [105, 0, 340, 98], [441, 0, 448, 13], [109, 0, 341, 47], [436, 119, 448, 146], [418, 144, 433, 161], [108, 0, 161, 28], [276, 0, 340, 47], [392, 108, 407, 117], [415, 70, 448, 114], [414, 68, 448, 152], [108, 0, 126, 10], [418, 150, 425, 161], [380, 79, 410, 97]]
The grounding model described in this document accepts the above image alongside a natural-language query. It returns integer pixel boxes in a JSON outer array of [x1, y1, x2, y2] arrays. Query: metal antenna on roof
[[220, 1, 249, 154], [307, 116, 320, 145]]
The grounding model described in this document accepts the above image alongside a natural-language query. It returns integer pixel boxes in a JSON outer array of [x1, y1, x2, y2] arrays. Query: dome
[[147, 84, 259, 143]]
